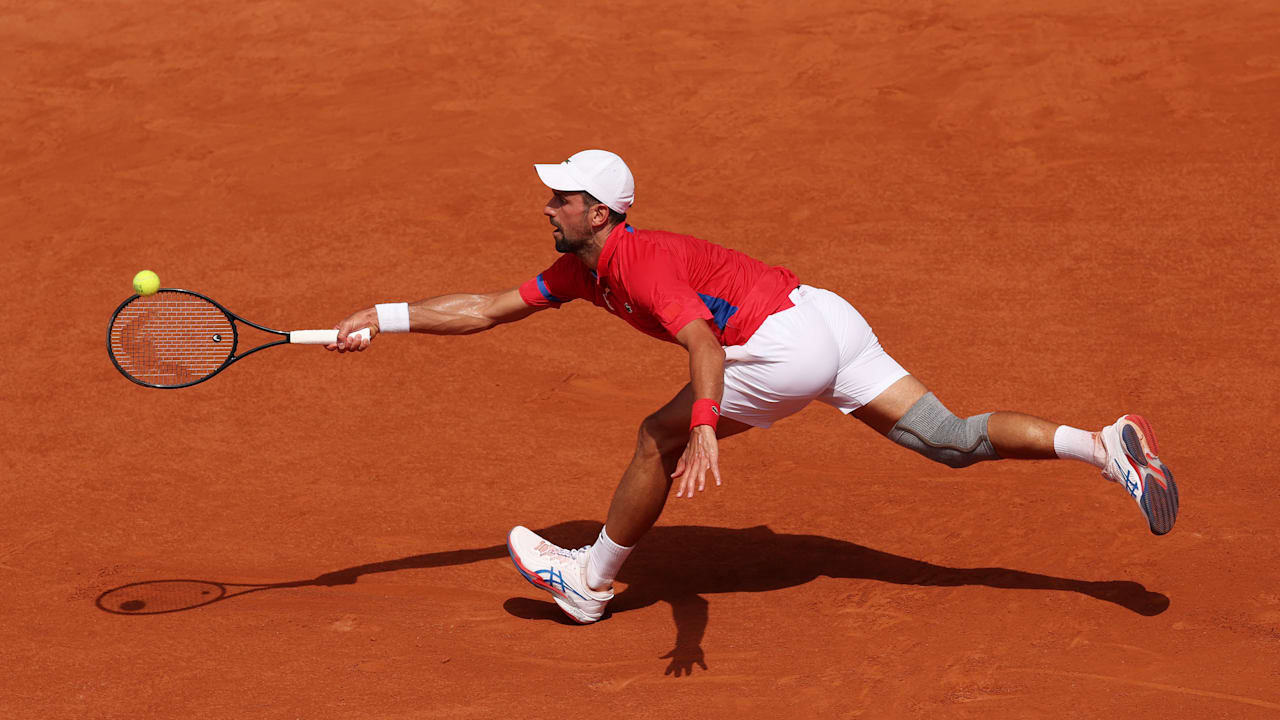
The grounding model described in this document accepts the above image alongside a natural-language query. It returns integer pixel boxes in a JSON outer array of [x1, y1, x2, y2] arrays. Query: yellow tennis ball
[[132, 270, 160, 296]]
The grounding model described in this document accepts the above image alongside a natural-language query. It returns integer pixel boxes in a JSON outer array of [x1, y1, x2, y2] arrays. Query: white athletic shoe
[[1099, 414, 1178, 535], [506, 526, 613, 624]]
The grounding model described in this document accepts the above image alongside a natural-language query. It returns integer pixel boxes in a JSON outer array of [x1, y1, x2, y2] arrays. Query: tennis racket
[[107, 288, 370, 389]]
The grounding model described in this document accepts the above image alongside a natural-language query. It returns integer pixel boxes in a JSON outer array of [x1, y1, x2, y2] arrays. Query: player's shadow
[[497, 522, 1169, 676], [313, 521, 1168, 675], [96, 521, 1168, 677]]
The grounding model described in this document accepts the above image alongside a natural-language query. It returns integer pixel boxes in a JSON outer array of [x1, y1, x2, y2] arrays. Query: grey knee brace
[[887, 392, 1000, 468]]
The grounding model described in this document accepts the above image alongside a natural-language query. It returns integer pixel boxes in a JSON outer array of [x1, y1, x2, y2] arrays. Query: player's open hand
[[327, 307, 380, 352], [672, 425, 721, 498]]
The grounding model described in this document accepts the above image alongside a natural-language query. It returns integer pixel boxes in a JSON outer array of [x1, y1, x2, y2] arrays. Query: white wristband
[[375, 302, 411, 333]]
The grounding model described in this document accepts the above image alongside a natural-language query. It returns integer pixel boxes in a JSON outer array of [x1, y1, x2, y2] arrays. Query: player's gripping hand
[[327, 307, 380, 353], [672, 425, 721, 499]]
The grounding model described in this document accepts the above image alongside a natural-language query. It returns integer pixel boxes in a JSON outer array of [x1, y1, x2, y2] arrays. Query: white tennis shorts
[[720, 285, 908, 428]]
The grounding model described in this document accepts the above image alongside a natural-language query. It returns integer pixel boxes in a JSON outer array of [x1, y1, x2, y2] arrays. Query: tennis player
[[329, 149, 1178, 624]]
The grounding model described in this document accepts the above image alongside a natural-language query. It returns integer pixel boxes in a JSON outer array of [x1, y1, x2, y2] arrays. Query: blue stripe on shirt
[[698, 293, 739, 331], [536, 274, 564, 304]]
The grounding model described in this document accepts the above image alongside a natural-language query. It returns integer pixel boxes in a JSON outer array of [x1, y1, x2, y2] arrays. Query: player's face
[[545, 190, 594, 253]]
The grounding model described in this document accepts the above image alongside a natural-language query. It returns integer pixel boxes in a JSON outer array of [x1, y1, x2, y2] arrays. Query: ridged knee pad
[[887, 392, 1000, 468]]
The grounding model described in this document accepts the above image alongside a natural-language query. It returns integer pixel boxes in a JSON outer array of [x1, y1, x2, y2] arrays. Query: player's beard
[[552, 217, 591, 254], [553, 230, 573, 253]]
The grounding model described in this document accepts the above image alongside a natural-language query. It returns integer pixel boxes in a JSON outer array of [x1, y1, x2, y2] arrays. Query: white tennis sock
[[586, 527, 633, 592], [1053, 425, 1105, 468]]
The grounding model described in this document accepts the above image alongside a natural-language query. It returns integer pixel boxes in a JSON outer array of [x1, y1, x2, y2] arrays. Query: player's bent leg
[[509, 384, 751, 624], [592, 384, 750, 599], [605, 383, 752, 547]]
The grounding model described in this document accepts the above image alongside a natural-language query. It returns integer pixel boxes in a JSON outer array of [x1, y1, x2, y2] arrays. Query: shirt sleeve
[[628, 257, 714, 339], [518, 255, 588, 308]]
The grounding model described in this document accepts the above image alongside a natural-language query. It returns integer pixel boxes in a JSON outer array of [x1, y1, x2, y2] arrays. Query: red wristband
[[690, 398, 721, 430]]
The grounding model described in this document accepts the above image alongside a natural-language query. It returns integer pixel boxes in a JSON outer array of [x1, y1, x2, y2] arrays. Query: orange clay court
[[3, 0, 1278, 717]]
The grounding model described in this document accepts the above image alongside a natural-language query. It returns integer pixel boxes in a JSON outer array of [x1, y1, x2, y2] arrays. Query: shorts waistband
[[787, 284, 816, 304]]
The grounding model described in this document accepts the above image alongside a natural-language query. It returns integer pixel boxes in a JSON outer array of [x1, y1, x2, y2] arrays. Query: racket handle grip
[[290, 327, 372, 345]]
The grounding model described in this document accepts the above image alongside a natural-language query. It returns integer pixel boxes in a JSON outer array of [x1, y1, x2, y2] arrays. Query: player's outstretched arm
[[329, 286, 541, 351]]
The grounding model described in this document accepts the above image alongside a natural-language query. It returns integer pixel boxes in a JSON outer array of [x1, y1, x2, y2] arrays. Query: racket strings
[[109, 292, 234, 385]]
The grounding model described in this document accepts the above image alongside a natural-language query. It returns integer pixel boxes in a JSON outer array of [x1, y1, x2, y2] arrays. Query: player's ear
[[589, 201, 611, 230]]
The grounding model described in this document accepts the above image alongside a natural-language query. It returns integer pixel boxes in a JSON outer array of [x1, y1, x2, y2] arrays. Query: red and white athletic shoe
[[507, 526, 613, 624], [1100, 415, 1178, 535]]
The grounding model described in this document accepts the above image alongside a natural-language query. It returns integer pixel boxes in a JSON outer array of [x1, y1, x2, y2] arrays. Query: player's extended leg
[[849, 375, 1177, 534], [851, 375, 1059, 460], [507, 383, 752, 623]]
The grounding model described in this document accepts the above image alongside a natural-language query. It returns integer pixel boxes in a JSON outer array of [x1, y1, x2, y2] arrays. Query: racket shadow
[[93, 521, 599, 616]]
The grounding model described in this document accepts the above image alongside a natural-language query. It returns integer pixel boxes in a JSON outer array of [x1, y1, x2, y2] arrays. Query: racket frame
[[107, 288, 293, 389]]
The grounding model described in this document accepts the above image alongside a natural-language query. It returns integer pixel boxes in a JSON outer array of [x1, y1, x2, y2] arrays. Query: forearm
[[407, 293, 499, 335], [332, 287, 533, 351], [688, 338, 725, 403], [673, 327, 726, 498]]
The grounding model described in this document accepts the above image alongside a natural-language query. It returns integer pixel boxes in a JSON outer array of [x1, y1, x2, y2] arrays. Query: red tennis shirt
[[518, 223, 799, 346]]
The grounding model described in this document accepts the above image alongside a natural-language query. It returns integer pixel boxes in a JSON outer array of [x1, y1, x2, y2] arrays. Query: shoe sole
[[506, 533, 596, 624], [1119, 414, 1179, 535]]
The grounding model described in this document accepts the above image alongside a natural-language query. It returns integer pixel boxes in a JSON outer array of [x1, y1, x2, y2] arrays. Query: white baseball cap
[[534, 149, 634, 214]]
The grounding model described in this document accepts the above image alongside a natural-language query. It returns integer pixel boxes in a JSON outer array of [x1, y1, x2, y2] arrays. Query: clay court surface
[[4, 0, 1279, 716]]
